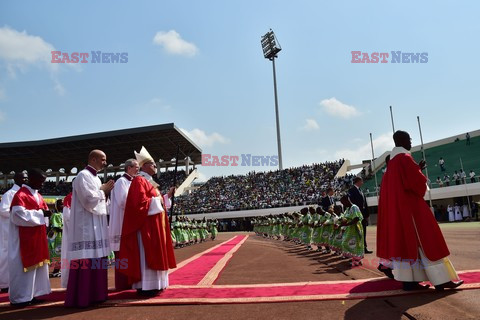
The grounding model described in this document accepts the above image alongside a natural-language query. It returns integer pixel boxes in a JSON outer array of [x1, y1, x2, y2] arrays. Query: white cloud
[[319, 97, 361, 119], [301, 118, 320, 131], [180, 128, 229, 148], [0, 26, 67, 95], [0, 26, 56, 73], [334, 133, 394, 164], [153, 30, 198, 57]]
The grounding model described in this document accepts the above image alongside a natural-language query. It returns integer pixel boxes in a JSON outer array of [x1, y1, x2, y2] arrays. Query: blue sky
[[0, 1, 479, 180]]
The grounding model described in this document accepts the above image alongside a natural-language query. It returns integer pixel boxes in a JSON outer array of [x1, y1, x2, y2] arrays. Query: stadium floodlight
[[261, 30, 282, 60], [261, 29, 283, 170]]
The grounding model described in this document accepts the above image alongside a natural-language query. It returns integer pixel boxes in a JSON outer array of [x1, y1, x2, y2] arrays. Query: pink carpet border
[[1, 270, 479, 307]]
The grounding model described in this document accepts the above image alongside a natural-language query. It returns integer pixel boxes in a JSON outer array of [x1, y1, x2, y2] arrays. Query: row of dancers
[[252, 195, 365, 267]]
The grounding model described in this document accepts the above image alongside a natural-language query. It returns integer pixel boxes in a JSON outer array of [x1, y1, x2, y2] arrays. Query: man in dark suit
[[320, 187, 336, 212], [348, 177, 372, 253]]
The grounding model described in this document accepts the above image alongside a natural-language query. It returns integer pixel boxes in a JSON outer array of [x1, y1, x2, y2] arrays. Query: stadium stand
[[175, 160, 355, 215], [362, 133, 480, 196]]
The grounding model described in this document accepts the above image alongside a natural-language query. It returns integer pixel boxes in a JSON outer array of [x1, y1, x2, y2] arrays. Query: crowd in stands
[[154, 169, 187, 195], [175, 160, 355, 214], [2, 161, 352, 213], [0, 169, 188, 197]]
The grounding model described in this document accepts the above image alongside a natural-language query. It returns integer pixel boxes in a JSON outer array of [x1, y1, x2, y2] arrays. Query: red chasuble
[[377, 152, 450, 262], [119, 176, 177, 284], [10, 187, 50, 271]]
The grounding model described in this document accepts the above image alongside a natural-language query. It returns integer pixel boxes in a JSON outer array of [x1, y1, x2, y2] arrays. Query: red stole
[[377, 153, 450, 262], [63, 192, 72, 208], [10, 187, 50, 272], [119, 176, 177, 284]]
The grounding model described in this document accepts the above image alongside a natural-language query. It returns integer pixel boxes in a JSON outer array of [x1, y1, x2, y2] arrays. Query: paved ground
[[1, 223, 479, 320]]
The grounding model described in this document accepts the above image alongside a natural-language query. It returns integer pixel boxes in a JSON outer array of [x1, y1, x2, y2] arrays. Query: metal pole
[[417, 116, 434, 210], [169, 145, 180, 225], [370, 133, 379, 198], [460, 157, 472, 215], [272, 57, 283, 170], [390, 106, 395, 133]]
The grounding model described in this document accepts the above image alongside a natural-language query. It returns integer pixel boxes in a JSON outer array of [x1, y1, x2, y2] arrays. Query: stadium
[[0, 123, 479, 319]]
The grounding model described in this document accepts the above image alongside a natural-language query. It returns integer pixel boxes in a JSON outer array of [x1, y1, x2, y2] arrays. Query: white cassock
[[108, 174, 132, 252], [0, 184, 20, 289], [163, 194, 171, 212], [9, 185, 51, 304], [60, 204, 71, 288], [392, 247, 459, 286], [447, 206, 455, 222], [462, 205, 470, 218], [63, 166, 110, 283], [132, 171, 168, 291], [454, 206, 463, 221]]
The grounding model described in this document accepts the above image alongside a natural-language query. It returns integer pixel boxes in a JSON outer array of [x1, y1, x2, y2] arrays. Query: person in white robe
[[108, 158, 138, 290], [462, 204, 470, 218], [64, 150, 114, 307], [0, 172, 27, 292], [9, 169, 51, 306], [454, 204, 463, 221], [60, 191, 72, 288], [447, 205, 455, 222]]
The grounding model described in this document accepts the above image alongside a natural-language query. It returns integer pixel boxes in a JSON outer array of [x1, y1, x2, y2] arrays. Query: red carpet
[[170, 235, 247, 285], [1, 270, 479, 307]]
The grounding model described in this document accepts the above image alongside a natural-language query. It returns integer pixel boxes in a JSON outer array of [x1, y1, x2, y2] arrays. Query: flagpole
[[417, 116, 433, 211], [370, 133, 379, 199]]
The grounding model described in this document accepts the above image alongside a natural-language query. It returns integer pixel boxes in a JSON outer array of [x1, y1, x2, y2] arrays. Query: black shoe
[[0, 287, 8, 293], [30, 298, 46, 305], [136, 289, 160, 297], [377, 264, 394, 279], [10, 300, 32, 308], [435, 280, 464, 291], [364, 248, 373, 254], [402, 282, 430, 291]]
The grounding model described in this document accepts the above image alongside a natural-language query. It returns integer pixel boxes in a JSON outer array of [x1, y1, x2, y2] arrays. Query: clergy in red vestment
[[119, 146, 176, 297], [9, 169, 52, 306], [377, 130, 463, 291]]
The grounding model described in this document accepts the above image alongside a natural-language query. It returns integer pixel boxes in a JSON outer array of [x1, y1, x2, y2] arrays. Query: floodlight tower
[[261, 29, 283, 170]]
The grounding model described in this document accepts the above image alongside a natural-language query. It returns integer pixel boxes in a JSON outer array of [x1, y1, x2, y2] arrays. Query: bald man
[[0, 172, 28, 293], [64, 150, 114, 307]]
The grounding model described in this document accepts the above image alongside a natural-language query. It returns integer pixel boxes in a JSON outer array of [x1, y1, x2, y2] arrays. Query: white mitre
[[134, 146, 155, 166]]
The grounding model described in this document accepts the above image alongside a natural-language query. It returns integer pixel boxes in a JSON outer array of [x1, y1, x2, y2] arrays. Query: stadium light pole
[[417, 116, 434, 211], [261, 29, 283, 170], [389, 106, 395, 133]]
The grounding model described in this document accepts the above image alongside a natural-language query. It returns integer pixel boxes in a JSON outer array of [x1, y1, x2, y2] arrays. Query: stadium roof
[[0, 123, 202, 174]]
